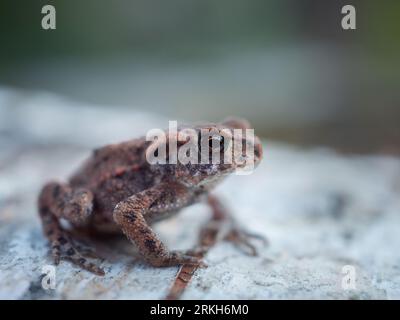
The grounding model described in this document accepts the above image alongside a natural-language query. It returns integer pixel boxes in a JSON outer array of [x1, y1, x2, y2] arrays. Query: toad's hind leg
[[38, 182, 105, 276]]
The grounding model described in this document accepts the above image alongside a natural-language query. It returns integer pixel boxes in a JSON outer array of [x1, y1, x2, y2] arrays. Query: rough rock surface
[[1, 88, 400, 299]]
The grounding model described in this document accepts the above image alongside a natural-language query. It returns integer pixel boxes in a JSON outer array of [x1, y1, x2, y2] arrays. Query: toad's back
[[69, 138, 155, 219]]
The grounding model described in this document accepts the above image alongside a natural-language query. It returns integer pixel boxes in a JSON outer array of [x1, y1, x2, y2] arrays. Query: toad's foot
[[199, 218, 267, 256], [50, 231, 105, 276], [223, 227, 267, 256], [207, 195, 267, 256]]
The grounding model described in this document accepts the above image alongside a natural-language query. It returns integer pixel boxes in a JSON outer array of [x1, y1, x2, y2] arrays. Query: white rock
[[1, 88, 399, 299]]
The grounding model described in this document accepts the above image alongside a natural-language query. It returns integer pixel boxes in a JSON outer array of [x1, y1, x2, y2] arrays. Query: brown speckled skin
[[38, 118, 263, 275]]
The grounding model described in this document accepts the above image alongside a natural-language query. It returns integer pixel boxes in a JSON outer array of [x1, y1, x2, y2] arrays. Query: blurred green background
[[1, 0, 399, 153]]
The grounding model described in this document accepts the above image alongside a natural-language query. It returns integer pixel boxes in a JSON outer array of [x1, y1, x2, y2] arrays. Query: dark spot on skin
[[66, 248, 75, 256], [40, 206, 49, 213], [85, 207, 92, 216], [58, 237, 68, 245], [52, 185, 61, 198], [144, 239, 157, 251], [123, 212, 137, 223], [72, 203, 81, 215]]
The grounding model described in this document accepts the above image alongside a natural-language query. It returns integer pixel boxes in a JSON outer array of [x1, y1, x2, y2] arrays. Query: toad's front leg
[[113, 182, 205, 267]]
